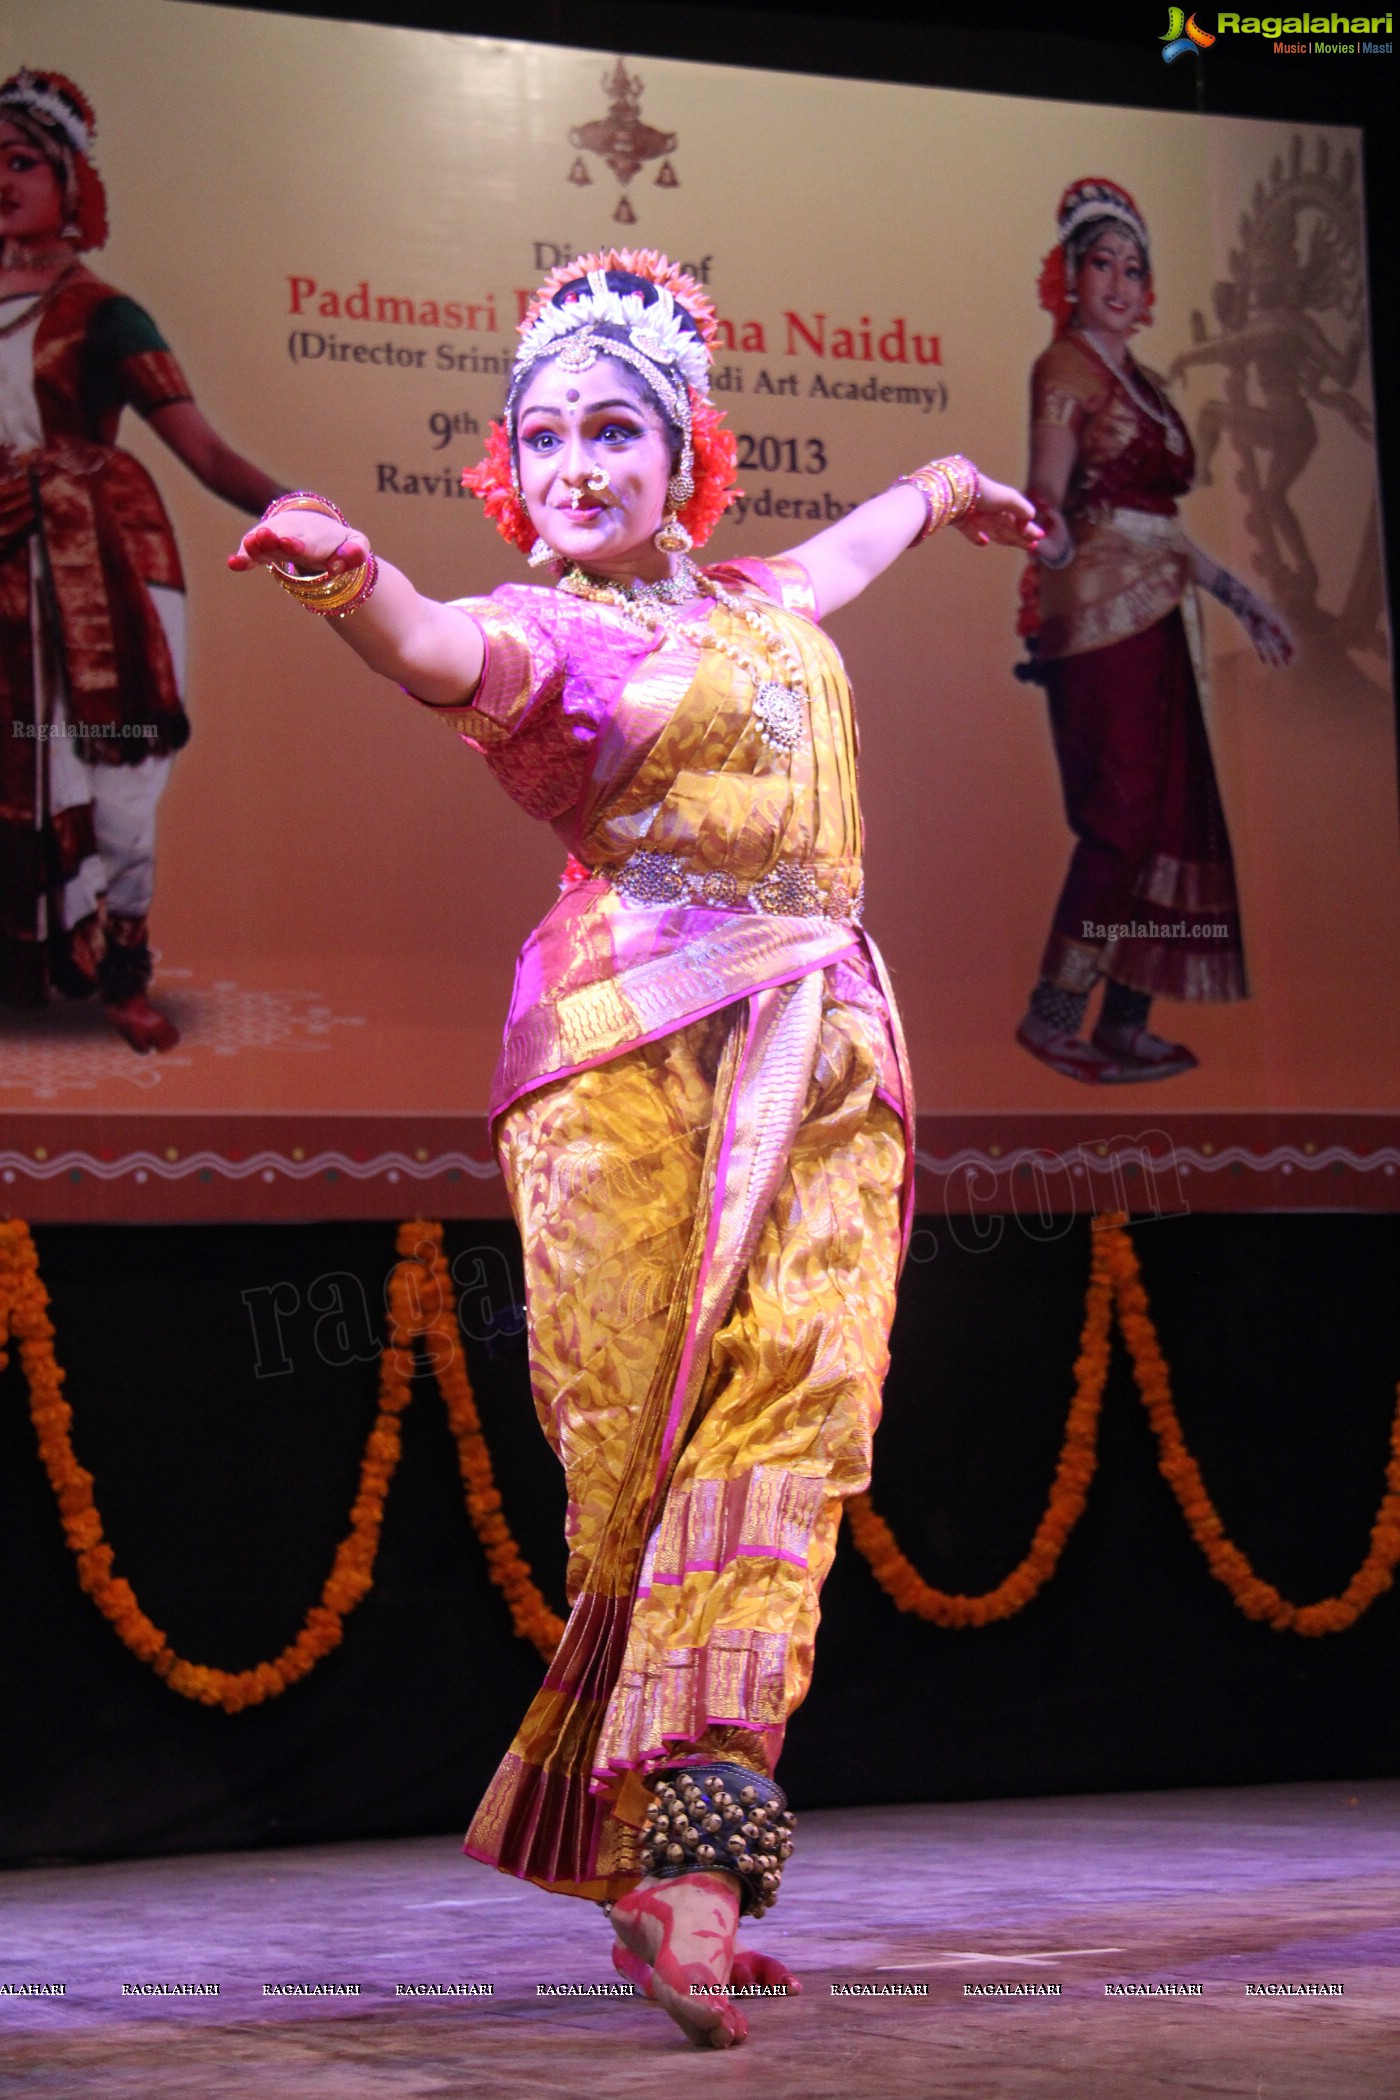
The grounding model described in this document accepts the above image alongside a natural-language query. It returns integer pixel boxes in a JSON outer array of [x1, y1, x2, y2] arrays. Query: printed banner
[[1, 0, 1394, 1217]]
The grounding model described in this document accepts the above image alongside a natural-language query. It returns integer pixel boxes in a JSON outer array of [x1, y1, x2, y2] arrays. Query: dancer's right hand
[[224, 501, 485, 710], [227, 515, 371, 577]]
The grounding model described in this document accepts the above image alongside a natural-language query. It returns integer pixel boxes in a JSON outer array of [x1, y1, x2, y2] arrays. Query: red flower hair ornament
[[462, 248, 740, 556], [0, 68, 109, 250], [1038, 176, 1153, 338]]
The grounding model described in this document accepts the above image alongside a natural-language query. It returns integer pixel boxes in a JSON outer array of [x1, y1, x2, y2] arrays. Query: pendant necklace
[[559, 562, 808, 754], [1075, 328, 1187, 455]]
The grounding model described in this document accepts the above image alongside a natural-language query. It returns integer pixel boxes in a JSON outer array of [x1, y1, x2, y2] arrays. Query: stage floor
[[2, 1781, 1397, 2096]]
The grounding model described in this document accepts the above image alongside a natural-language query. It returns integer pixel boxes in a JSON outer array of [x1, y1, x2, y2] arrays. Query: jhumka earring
[[653, 512, 693, 555], [528, 536, 556, 566], [653, 463, 695, 554]]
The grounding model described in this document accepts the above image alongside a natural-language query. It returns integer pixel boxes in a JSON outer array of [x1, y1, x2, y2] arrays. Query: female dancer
[[231, 250, 1039, 2047], [1016, 179, 1292, 1084], [0, 69, 281, 1049]]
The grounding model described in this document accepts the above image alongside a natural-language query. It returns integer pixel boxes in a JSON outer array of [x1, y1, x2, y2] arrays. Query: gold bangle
[[261, 490, 347, 527], [937, 454, 981, 521], [273, 560, 372, 612], [272, 562, 350, 594], [896, 454, 981, 543], [262, 492, 365, 602]]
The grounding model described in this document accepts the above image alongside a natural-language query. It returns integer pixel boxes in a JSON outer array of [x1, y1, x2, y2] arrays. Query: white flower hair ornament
[[514, 274, 712, 398], [1055, 178, 1151, 273], [0, 66, 93, 156]]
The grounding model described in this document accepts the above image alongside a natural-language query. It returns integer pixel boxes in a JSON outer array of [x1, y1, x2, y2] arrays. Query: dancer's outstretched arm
[[228, 510, 484, 707], [148, 401, 283, 517], [1025, 421, 1077, 569], [1183, 539, 1294, 668], [784, 464, 1040, 618]]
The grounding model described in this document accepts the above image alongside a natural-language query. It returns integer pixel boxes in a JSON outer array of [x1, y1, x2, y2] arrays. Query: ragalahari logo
[[1161, 6, 1218, 55]]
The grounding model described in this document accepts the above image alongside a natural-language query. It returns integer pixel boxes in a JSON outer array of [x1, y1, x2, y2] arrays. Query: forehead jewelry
[[556, 331, 602, 374]]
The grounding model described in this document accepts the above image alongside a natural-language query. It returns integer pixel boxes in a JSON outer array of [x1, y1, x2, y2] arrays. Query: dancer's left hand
[[1241, 594, 1294, 668], [957, 475, 1044, 550]]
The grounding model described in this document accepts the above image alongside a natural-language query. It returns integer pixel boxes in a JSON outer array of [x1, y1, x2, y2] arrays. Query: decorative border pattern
[[915, 1141, 1400, 1183], [1, 1113, 1397, 1219], [909, 1115, 1400, 1220], [1, 1148, 500, 1185]]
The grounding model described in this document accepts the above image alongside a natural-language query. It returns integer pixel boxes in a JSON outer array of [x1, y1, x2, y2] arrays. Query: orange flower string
[[0, 1215, 418, 1710], [5, 1210, 1398, 1719], [1100, 1214, 1400, 1636], [846, 1213, 1113, 1625], [398, 1220, 563, 1663], [0, 1215, 560, 1713], [849, 1212, 1400, 1638]]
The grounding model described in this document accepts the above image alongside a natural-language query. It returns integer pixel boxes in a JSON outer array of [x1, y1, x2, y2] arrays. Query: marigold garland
[[395, 1222, 563, 1661], [1101, 1215, 1400, 1635], [846, 1210, 1114, 1626], [0, 1216, 560, 1716], [4, 1212, 1399, 1718], [849, 1213, 1400, 1636]]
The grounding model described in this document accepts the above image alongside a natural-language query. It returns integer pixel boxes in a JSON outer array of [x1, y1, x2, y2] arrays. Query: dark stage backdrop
[[3, 1213, 1397, 1866]]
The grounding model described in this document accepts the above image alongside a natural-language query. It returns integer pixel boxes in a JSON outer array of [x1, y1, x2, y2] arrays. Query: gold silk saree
[[419, 555, 912, 1900]]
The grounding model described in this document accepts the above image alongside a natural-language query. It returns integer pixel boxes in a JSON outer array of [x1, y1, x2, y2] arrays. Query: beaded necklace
[[558, 560, 808, 753], [1072, 329, 1188, 456]]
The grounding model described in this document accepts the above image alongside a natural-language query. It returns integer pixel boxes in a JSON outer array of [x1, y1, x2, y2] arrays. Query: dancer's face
[[515, 357, 675, 577], [0, 123, 65, 246], [1074, 228, 1148, 339]]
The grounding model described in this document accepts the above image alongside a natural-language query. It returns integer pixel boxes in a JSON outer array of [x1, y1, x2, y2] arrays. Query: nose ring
[[569, 467, 610, 509]]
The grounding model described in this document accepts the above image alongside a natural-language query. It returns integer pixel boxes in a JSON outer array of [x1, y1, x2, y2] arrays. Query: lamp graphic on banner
[[568, 58, 678, 224]]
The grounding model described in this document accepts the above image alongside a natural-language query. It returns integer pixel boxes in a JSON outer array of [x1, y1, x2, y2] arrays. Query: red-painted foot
[[730, 1946, 802, 1994], [610, 1938, 656, 1997], [610, 1874, 747, 2047], [612, 1934, 802, 2004]]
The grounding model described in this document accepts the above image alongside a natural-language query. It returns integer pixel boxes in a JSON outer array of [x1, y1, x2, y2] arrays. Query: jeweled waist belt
[[607, 849, 863, 925]]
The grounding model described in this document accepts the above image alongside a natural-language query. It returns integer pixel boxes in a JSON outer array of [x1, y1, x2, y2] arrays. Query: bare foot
[[102, 995, 180, 1054], [730, 1946, 802, 1994], [610, 1873, 747, 2047], [611, 1933, 802, 2003], [609, 1939, 656, 1997]]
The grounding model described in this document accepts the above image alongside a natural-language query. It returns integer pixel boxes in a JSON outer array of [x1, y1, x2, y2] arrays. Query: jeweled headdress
[[1038, 176, 1153, 337], [0, 68, 108, 250], [463, 247, 738, 555]]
